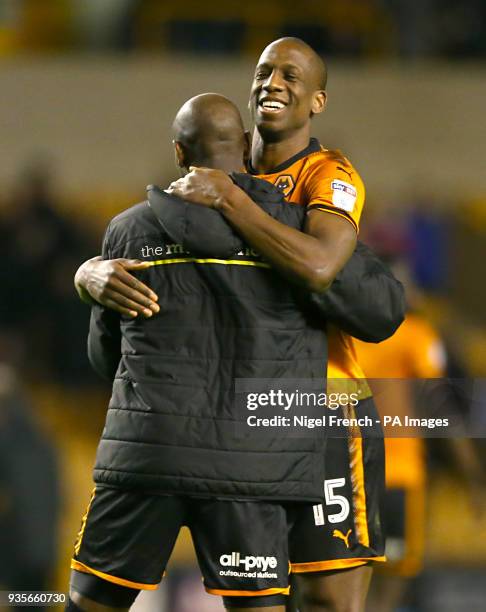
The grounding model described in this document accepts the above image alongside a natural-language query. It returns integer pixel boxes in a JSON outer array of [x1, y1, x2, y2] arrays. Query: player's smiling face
[[249, 41, 326, 139]]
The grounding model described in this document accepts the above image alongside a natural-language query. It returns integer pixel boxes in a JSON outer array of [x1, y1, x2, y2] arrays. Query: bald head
[[172, 93, 248, 172], [260, 37, 327, 90]]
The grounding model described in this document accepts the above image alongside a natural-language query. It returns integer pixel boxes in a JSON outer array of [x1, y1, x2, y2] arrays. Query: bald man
[[172, 93, 250, 173], [68, 93, 331, 612]]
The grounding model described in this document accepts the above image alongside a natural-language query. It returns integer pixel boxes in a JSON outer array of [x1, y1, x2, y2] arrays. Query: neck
[[251, 127, 311, 173], [191, 155, 245, 174]]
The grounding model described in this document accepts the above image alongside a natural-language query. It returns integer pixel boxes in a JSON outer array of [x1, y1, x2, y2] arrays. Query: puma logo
[[333, 529, 352, 549], [337, 166, 354, 180]]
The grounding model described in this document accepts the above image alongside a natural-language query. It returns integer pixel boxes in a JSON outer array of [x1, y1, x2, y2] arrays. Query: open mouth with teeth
[[258, 99, 287, 113]]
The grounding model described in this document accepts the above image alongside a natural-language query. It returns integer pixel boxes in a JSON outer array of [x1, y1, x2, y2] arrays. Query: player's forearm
[[74, 256, 101, 305], [219, 186, 335, 292]]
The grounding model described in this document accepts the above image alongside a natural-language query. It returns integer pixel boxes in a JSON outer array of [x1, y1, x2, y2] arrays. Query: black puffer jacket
[[90, 175, 329, 501]]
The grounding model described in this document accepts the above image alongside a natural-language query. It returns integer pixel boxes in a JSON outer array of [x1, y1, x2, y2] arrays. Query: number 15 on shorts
[[313, 478, 350, 526]]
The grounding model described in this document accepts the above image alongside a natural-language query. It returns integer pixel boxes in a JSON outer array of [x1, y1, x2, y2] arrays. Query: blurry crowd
[[1, 0, 486, 59], [0, 159, 99, 385], [0, 364, 60, 601], [0, 160, 102, 602]]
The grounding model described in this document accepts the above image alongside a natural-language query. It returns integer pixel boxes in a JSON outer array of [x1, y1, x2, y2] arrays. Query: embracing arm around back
[[310, 241, 406, 342]]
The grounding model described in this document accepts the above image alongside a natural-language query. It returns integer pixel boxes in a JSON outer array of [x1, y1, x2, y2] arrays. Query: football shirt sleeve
[[304, 157, 365, 232]]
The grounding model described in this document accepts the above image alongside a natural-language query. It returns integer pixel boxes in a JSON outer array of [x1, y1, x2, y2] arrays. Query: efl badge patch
[[274, 174, 295, 197], [331, 180, 357, 212]]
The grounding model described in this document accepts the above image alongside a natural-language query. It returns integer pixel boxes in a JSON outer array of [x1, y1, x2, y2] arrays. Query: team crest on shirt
[[274, 174, 295, 197], [331, 180, 357, 212]]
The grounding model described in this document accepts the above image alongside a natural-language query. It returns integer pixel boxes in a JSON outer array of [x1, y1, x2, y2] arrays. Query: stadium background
[[0, 1, 485, 610]]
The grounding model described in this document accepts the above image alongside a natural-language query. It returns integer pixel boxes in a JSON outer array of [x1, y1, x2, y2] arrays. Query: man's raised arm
[[167, 167, 357, 293]]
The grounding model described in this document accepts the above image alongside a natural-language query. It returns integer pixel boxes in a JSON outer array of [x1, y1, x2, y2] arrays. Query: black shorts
[[289, 398, 386, 573], [72, 487, 290, 598]]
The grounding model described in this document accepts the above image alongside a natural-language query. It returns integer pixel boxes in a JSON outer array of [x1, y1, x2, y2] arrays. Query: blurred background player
[[355, 258, 484, 612]]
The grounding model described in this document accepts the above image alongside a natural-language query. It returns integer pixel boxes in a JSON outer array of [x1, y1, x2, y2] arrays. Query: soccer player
[[168, 38, 386, 612], [356, 304, 443, 612], [75, 39, 397, 612]]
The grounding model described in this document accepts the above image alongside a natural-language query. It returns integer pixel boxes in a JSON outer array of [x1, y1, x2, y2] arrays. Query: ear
[[174, 141, 186, 170], [243, 130, 252, 170], [311, 90, 327, 116]]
